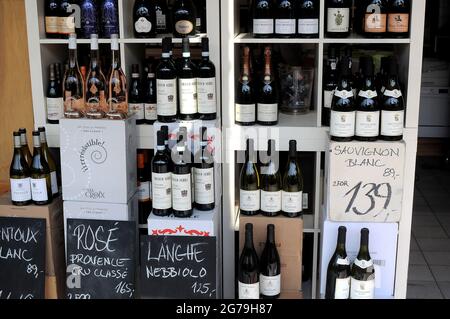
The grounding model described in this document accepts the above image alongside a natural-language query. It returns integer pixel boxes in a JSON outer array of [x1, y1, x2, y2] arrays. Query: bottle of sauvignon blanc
[[325, 0, 351, 38], [47, 64, 64, 124], [260, 140, 282, 217], [238, 223, 260, 299], [152, 130, 172, 217], [240, 139, 260, 216], [157, 37, 178, 123], [18, 128, 33, 167], [236, 46, 256, 126], [38, 127, 59, 198], [30, 131, 53, 206], [257, 46, 278, 126], [197, 37, 217, 120], [252, 0, 274, 38], [259, 224, 281, 299], [178, 38, 198, 120], [10, 132, 32, 206], [194, 127, 215, 211], [325, 226, 351, 299], [282, 140, 303, 218], [350, 228, 375, 299], [172, 130, 193, 218]]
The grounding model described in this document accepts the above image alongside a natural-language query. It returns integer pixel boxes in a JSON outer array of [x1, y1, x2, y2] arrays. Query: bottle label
[[172, 174, 192, 211], [129, 103, 145, 120], [135, 17, 152, 33], [157, 79, 177, 116], [356, 111, 380, 137], [281, 191, 303, 213], [50, 171, 58, 195], [337, 257, 350, 266], [327, 8, 350, 33], [10, 178, 31, 202], [179, 78, 198, 115], [197, 77, 217, 114], [240, 189, 260, 211], [156, 12, 167, 29], [381, 110, 404, 137], [194, 167, 214, 205], [45, 17, 59, 34], [64, 92, 85, 114], [354, 258, 374, 269], [175, 20, 194, 35], [275, 19, 296, 34], [30, 178, 49, 202], [298, 19, 319, 34], [365, 13, 387, 33], [58, 16, 75, 34], [358, 90, 378, 99], [384, 89, 402, 99], [330, 111, 356, 138], [102, 5, 119, 36], [388, 13, 409, 33], [334, 277, 351, 299], [47, 97, 64, 121], [236, 104, 256, 123], [238, 282, 260, 299], [334, 89, 354, 99], [350, 278, 375, 299], [144, 103, 157, 121], [253, 19, 274, 35], [260, 274, 281, 297], [138, 181, 151, 202], [323, 90, 335, 109], [152, 172, 172, 210], [261, 190, 282, 213], [257, 103, 278, 122]]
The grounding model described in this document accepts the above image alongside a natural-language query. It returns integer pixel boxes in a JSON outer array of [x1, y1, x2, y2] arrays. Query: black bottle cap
[[289, 140, 297, 157], [32, 131, 40, 137], [161, 125, 169, 140], [19, 128, 26, 134], [245, 223, 253, 232], [387, 56, 399, 75], [157, 130, 165, 147], [201, 37, 209, 52], [361, 228, 370, 245], [267, 224, 275, 232]]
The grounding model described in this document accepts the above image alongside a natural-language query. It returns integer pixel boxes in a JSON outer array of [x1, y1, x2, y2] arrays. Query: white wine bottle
[[350, 228, 375, 299], [239, 139, 260, 216], [238, 223, 260, 299], [38, 127, 59, 198], [260, 139, 281, 217], [10, 132, 32, 206], [281, 140, 303, 218], [30, 131, 53, 206], [259, 224, 281, 299]]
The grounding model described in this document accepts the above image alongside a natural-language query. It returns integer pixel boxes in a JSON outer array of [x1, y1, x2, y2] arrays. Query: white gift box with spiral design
[[60, 118, 137, 204]]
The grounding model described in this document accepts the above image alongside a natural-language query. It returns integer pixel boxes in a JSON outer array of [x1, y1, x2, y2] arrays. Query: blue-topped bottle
[[101, 0, 119, 38], [80, 0, 99, 39]]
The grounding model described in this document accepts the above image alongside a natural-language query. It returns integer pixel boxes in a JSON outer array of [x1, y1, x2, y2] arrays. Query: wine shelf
[[234, 33, 320, 44], [323, 34, 411, 44]]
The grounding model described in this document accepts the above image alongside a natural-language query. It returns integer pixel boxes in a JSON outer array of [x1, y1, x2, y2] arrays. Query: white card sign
[[327, 141, 405, 222]]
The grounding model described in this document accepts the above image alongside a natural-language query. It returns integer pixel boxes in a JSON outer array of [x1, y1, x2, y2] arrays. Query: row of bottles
[[10, 128, 59, 206], [239, 139, 304, 218]]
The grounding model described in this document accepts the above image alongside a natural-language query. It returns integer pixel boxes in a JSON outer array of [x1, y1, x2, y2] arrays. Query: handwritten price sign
[[327, 141, 405, 222]]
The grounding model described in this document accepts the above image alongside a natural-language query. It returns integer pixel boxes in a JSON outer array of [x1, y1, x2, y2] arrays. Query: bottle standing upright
[[59, 0, 76, 38], [18, 128, 32, 167], [325, 0, 351, 38], [172, 0, 197, 38], [178, 38, 198, 120], [259, 224, 281, 299], [239, 139, 260, 216], [38, 127, 59, 198], [30, 131, 53, 206], [281, 140, 303, 218], [297, 0, 320, 38], [275, 0, 296, 38], [47, 64, 64, 124], [238, 223, 260, 299], [151, 130, 172, 217], [322, 45, 339, 126], [235, 46, 256, 126], [350, 228, 376, 299], [137, 152, 152, 224], [363, 0, 388, 38], [194, 127, 215, 211], [155, 0, 169, 34], [129, 64, 145, 124], [252, 0, 274, 38], [45, 0, 60, 38], [260, 140, 282, 217], [101, 0, 120, 38], [80, 0, 99, 39], [387, 0, 410, 38], [133, 0, 157, 38], [257, 46, 278, 126], [144, 63, 158, 124], [197, 37, 217, 120], [157, 37, 178, 123], [10, 132, 32, 206]]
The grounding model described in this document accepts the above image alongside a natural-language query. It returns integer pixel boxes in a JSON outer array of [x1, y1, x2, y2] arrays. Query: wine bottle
[[257, 46, 278, 126], [252, 0, 274, 38], [178, 38, 198, 120], [18, 128, 32, 166], [173, 0, 197, 38], [275, 0, 296, 38], [259, 224, 281, 299], [161, 125, 171, 159], [144, 63, 157, 124], [330, 56, 355, 142], [47, 64, 64, 124], [10, 132, 32, 206], [86, 34, 107, 119], [363, 0, 387, 37], [45, 0, 60, 38], [380, 57, 404, 141], [297, 0, 320, 38], [63, 33, 85, 119], [235, 46, 256, 126], [342, 46, 356, 98], [128, 64, 145, 124], [172, 130, 193, 218], [194, 127, 215, 211], [322, 45, 339, 126], [152, 130, 172, 217], [101, 0, 119, 38], [38, 127, 59, 198], [376, 56, 389, 93], [155, 0, 169, 34], [30, 131, 52, 206], [157, 37, 178, 123], [260, 140, 281, 217], [59, 0, 76, 38], [80, 0, 99, 39], [133, 0, 157, 38], [325, 0, 351, 38], [197, 37, 217, 120], [388, 0, 410, 38], [239, 139, 260, 216], [282, 140, 303, 218], [350, 228, 375, 299], [238, 223, 260, 299], [137, 152, 152, 224], [325, 226, 351, 299], [56, 63, 63, 89]]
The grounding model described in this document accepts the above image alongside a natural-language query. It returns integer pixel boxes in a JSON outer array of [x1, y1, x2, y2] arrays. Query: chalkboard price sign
[[0, 217, 46, 299], [66, 219, 136, 299], [140, 235, 217, 299]]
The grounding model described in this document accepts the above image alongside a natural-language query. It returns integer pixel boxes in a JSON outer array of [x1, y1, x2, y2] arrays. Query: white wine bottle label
[[298, 19, 319, 34], [334, 89, 354, 99], [334, 277, 351, 299], [30, 178, 49, 202], [135, 17, 152, 33], [354, 258, 374, 269], [384, 89, 403, 99], [45, 17, 59, 34], [260, 274, 281, 297], [327, 8, 350, 32], [323, 90, 335, 109], [152, 172, 172, 210], [172, 173, 192, 211], [179, 78, 198, 115], [261, 190, 282, 213], [10, 178, 31, 202], [47, 97, 64, 121], [337, 257, 350, 266], [358, 90, 378, 99], [253, 19, 274, 34], [129, 103, 145, 120], [257, 103, 278, 122], [350, 278, 375, 299], [144, 103, 157, 121], [240, 189, 260, 211], [275, 19, 296, 34], [236, 104, 256, 123], [356, 111, 380, 137], [197, 77, 217, 114], [138, 181, 151, 201], [157, 79, 177, 116], [381, 110, 404, 137], [238, 282, 260, 299], [330, 111, 356, 138], [175, 20, 194, 35], [194, 167, 214, 205], [50, 171, 58, 195], [282, 191, 303, 213], [58, 16, 75, 34]]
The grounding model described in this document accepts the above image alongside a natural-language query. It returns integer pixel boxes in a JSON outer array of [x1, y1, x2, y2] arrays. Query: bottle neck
[[264, 56, 271, 78], [267, 227, 275, 244], [33, 135, 41, 151], [242, 55, 250, 78], [39, 132, 48, 146], [90, 49, 100, 69], [336, 230, 346, 252], [69, 48, 78, 69], [357, 232, 370, 259], [112, 49, 120, 69], [244, 230, 254, 249], [202, 51, 210, 61], [20, 134, 28, 147], [14, 136, 21, 149]]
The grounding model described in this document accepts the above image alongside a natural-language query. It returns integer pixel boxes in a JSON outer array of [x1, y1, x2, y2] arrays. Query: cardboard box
[[45, 275, 65, 299], [239, 214, 303, 293], [60, 118, 137, 204], [319, 219, 399, 299]]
